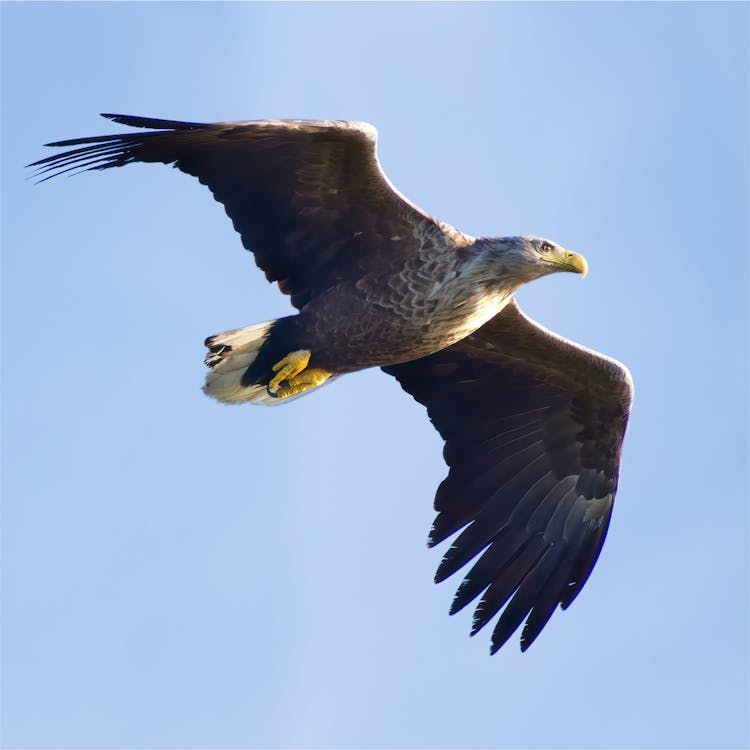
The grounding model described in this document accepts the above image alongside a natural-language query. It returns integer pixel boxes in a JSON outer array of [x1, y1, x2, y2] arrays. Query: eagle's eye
[[540, 242, 553, 254]]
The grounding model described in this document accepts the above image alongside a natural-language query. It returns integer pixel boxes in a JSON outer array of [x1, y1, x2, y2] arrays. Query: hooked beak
[[562, 250, 588, 277]]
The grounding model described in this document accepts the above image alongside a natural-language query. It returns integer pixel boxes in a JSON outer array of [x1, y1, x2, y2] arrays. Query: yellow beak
[[563, 251, 588, 277]]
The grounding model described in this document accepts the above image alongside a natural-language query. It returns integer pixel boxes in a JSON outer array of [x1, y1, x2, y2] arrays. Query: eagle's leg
[[271, 367, 332, 400]]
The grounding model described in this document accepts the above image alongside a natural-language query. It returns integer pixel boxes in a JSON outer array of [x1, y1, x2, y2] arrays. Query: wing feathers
[[32, 115, 469, 310], [525, 478, 578, 534], [451, 526, 532, 615], [431, 450, 549, 556], [519, 538, 585, 652], [471, 537, 547, 636], [561, 510, 612, 609], [101, 113, 205, 129], [490, 543, 569, 653], [384, 299, 632, 652]]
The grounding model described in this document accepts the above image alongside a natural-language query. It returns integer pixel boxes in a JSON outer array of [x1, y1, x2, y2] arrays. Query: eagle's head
[[483, 235, 588, 283]]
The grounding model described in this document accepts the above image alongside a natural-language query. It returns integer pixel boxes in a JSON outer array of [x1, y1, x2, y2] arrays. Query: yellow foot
[[267, 349, 312, 395], [271, 368, 332, 400]]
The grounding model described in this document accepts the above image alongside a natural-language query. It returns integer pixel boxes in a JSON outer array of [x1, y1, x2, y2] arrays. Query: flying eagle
[[31, 115, 633, 654]]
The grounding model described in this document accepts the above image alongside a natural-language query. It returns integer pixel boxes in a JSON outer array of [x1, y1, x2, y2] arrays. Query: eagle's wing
[[30, 114, 471, 309], [383, 299, 633, 653]]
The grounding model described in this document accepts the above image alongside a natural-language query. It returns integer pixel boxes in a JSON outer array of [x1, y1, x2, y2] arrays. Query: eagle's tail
[[202, 320, 282, 405]]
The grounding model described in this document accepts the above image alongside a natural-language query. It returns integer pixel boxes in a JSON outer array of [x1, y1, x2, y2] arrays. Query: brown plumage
[[30, 114, 633, 653], [384, 300, 632, 652]]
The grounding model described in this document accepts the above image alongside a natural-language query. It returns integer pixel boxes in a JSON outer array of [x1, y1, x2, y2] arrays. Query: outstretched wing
[[384, 299, 633, 653], [30, 114, 471, 309]]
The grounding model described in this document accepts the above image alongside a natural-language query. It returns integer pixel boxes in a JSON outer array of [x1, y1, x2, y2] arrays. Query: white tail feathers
[[203, 320, 280, 405]]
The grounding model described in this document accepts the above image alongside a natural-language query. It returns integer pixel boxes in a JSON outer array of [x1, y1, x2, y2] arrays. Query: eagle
[[31, 114, 633, 654]]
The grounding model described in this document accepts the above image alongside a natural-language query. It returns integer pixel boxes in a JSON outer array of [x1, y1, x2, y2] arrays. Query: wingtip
[[490, 628, 514, 655], [433, 562, 454, 585], [100, 113, 149, 127], [470, 612, 487, 637], [99, 113, 207, 130], [449, 579, 478, 616], [449, 597, 466, 617]]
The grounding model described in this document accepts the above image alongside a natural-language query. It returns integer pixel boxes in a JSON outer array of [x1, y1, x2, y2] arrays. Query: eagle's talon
[[269, 367, 332, 400], [267, 349, 312, 393]]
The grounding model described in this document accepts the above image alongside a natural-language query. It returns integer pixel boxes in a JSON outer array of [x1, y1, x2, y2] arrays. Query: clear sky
[[2, 2, 748, 748]]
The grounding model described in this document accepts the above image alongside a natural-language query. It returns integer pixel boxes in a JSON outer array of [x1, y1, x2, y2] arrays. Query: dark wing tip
[[29, 114, 204, 182], [100, 113, 206, 130]]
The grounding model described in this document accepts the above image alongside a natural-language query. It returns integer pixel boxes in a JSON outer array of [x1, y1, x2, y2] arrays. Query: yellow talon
[[267, 349, 312, 394], [267, 349, 332, 399], [272, 368, 332, 400]]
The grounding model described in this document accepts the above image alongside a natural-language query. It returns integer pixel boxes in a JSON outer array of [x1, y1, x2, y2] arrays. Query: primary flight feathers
[[32, 114, 633, 653]]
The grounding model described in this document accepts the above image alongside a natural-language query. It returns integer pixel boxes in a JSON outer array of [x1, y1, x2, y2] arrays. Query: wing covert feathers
[[30, 114, 471, 309], [384, 299, 632, 653]]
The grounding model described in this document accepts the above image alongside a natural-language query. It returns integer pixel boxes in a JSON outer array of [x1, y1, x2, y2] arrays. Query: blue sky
[[2, 2, 748, 748]]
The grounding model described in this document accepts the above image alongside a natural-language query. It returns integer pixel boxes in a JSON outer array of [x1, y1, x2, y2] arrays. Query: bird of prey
[[31, 114, 633, 654]]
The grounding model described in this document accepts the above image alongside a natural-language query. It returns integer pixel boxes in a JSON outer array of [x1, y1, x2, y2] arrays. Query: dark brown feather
[[384, 299, 633, 652], [29, 115, 471, 310]]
